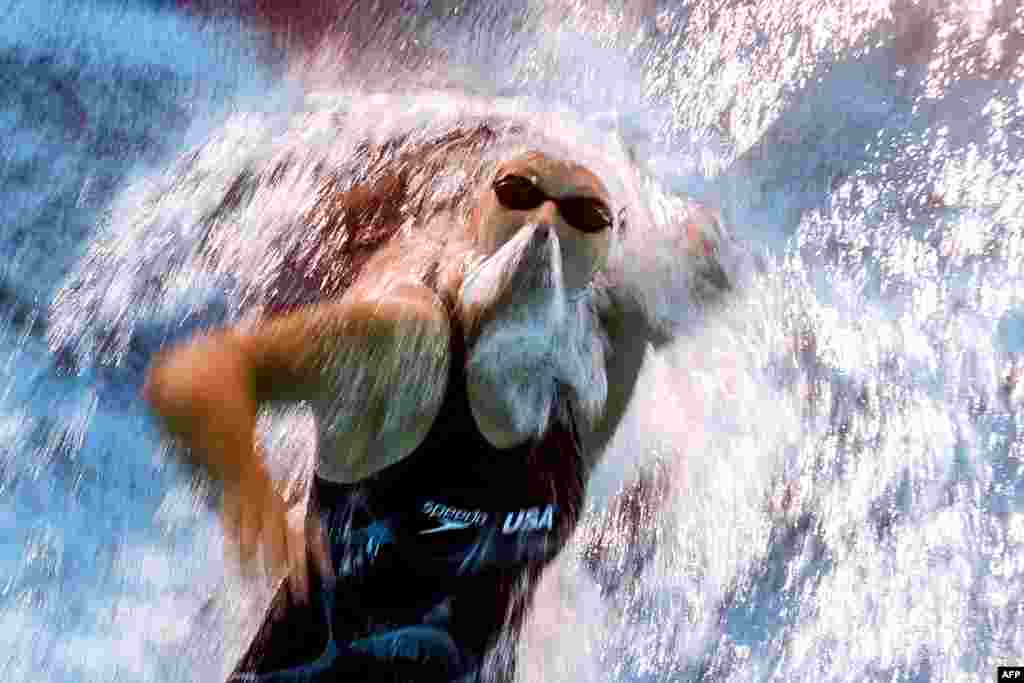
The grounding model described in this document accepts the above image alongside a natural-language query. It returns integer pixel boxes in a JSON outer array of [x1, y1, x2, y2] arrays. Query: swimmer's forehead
[[496, 151, 609, 200]]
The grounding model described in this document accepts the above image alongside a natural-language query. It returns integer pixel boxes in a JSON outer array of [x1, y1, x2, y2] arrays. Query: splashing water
[[3, 0, 1023, 681]]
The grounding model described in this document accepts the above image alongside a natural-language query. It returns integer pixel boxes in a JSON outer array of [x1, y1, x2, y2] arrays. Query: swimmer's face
[[470, 151, 613, 292]]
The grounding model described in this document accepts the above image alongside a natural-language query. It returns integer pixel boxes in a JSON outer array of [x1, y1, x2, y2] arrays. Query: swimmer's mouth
[[464, 223, 561, 296], [459, 223, 562, 322], [508, 222, 562, 292]]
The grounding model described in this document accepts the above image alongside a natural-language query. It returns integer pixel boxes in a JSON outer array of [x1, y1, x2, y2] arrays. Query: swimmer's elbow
[[143, 333, 256, 441], [143, 346, 201, 427]]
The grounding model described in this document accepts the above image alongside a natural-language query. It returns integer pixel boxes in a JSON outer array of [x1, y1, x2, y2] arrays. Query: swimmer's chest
[[316, 355, 585, 557], [313, 364, 585, 631], [329, 405, 584, 585], [313, 304, 585, 515]]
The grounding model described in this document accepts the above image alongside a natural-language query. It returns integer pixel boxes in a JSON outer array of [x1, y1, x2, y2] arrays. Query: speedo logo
[[420, 501, 489, 534], [502, 504, 556, 534]]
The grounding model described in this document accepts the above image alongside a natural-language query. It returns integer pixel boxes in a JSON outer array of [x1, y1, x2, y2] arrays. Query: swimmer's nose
[[537, 198, 560, 227]]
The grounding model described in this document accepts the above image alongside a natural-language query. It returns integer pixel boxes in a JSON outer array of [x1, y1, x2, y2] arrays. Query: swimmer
[[143, 126, 729, 681]]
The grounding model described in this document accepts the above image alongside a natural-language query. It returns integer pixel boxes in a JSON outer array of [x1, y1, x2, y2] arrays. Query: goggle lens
[[493, 175, 612, 234]]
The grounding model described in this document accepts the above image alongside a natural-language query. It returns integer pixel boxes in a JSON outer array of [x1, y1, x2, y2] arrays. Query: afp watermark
[[998, 666, 1024, 680]]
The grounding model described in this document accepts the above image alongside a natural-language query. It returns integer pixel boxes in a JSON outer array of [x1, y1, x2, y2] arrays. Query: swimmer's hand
[[223, 464, 334, 601]]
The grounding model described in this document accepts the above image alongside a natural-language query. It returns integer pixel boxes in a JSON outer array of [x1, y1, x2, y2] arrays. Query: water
[[3, 0, 1023, 680]]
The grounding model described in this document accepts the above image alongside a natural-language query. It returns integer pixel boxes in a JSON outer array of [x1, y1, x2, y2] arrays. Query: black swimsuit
[[229, 312, 585, 682]]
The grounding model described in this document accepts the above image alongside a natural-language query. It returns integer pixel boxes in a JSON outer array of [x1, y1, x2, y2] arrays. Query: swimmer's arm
[[581, 205, 733, 469], [143, 284, 448, 590], [578, 296, 668, 474], [142, 284, 450, 484], [578, 302, 672, 593]]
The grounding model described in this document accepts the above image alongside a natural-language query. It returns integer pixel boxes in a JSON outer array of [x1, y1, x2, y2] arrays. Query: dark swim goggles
[[492, 174, 613, 234]]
